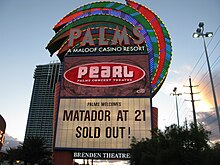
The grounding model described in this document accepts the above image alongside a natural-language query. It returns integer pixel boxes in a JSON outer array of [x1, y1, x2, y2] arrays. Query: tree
[[6, 147, 22, 165], [21, 136, 52, 165], [3, 136, 52, 165], [130, 123, 212, 165], [202, 142, 220, 165]]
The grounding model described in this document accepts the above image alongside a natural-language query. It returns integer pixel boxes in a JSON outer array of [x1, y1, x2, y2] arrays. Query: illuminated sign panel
[[0, 115, 6, 149], [61, 55, 150, 98], [55, 98, 151, 150], [0, 130, 5, 145], [64, 62, 145, 87]]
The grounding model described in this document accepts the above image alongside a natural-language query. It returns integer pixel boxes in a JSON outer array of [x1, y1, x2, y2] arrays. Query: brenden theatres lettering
[[68, 26, 144, 47], [73, 152, 131, 159]]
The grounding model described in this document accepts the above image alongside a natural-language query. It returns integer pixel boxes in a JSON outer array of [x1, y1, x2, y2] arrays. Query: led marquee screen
[[61, 55, 150, 98]]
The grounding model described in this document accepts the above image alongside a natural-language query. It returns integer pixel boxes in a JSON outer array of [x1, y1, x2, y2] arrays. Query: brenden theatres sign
[[47, 0, 172, 160], [73, 152, 130, 159]]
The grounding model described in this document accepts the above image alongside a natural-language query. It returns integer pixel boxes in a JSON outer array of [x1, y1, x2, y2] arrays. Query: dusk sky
[[1, 0, 220, 155]]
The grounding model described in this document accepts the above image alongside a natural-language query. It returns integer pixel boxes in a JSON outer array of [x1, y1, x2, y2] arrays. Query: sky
[[0, 0, 220, 159]]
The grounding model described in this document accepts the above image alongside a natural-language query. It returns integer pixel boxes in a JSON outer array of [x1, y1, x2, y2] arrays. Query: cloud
[[197, 111, 220, 142], [169, 65, 192, 75], [192, 69, 220, 142], [1, 133, 21, 152], [169, 69, 180, 74], [197, 70, 220, 106]]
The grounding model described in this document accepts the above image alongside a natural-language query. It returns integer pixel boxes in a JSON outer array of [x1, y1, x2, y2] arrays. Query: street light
[[171, 87, 182, 127], [193, 22, 220, 134]]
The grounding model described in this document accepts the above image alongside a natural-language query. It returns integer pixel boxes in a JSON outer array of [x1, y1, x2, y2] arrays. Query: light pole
[[193, 22, 220, 134], [171, 87, 182, 127]]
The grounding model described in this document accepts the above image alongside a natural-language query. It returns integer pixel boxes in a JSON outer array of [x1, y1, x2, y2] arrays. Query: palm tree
[[21, 136, 52, 165], [6, 147, 22, 165]]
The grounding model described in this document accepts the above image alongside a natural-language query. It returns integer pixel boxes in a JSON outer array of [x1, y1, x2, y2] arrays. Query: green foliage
[[21, 136, 51, 165], [5, 136, 52, 165], [6, 147, 23, 165], [130, 123, 220, 165]]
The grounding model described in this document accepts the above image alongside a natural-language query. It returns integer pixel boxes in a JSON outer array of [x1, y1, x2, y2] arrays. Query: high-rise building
[[25, 62, 62, 150]]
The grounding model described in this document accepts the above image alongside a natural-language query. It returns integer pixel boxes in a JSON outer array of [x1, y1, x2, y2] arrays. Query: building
[[25, 62, 61, 150]]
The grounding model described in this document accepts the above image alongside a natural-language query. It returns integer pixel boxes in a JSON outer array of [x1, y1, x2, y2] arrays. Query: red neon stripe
[[54, 11, 83, 31], [127, 0, 166, 85], [54, 8, 112, 32]]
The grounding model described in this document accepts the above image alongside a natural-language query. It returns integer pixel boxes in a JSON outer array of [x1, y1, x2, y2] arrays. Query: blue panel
[[165, 38, 170, 43], [150, 37, 158, 43], [86, 4, 91, 9], [131, 12, 140, 17], [116, 5, 124, 10], [166, 44, 171, 52], [106, 2, 114, 8]]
